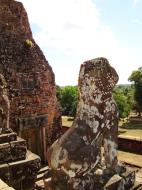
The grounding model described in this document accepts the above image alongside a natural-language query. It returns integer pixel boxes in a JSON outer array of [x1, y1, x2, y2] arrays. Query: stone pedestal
[[44, 167, 137, 190], [0, 128, 41, 190], [0, 128, 27, 163]]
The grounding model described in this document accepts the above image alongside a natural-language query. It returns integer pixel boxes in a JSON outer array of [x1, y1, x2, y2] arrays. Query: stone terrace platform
[[0, 128, 41, 190]]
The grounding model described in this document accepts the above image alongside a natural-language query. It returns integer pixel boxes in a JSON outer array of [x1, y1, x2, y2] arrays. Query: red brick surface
[[0, 0, 62, 161]]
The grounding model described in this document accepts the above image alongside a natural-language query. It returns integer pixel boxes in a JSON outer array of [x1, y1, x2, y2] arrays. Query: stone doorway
[[17, 114, 48, 163]]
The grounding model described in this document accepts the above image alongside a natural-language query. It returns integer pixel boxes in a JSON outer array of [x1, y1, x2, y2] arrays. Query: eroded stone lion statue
[[47, 57, 119, 189]]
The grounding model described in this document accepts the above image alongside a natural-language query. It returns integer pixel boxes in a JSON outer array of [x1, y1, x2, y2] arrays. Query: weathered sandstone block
[[0, 136, 27, 164], [0, 150, 40, 190], [0, 130, 17, 144]]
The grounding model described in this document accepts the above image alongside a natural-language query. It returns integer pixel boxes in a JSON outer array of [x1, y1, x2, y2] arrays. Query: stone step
[[37, 173, 44, 181], [0, 132, 17, 144], [0, 137, 27, 164], [35, 166, 50, 190], [0, 150, 41, 190], [35, 179, 45, 190], [38, 166, 49, 175]]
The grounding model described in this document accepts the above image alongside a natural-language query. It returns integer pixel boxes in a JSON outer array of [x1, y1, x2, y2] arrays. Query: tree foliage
[[128, 67, 142, 115], [113, 86, 134, 118], [56, 86, 78, 116], [57, 85, 133, 118]]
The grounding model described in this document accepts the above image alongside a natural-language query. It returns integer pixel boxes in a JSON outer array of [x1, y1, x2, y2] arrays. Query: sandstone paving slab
[[0, 179, 15, 190], [118, 151, 142, 168]]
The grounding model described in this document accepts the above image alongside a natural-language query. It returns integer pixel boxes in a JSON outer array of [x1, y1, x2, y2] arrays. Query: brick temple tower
[[0, 0, 62, 162]]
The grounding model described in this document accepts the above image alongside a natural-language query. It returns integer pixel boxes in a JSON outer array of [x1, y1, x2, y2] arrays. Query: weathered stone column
[[0, 74, 10, 129]]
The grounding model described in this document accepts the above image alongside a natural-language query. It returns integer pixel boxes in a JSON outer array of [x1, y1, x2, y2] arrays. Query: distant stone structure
[[0, 0, 62, 162], [0, 74, 10, 128], [47, 58, 136, 190]]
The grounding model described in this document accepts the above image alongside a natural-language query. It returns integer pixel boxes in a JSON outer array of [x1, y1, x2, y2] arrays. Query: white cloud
[[132, 18, 141, 24], [19, 0, 142, 85], [133, 0, 140, 6], [20, 0, 100, 51]]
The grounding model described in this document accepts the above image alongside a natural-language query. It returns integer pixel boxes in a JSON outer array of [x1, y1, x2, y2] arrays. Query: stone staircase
[[0, 128, 41, 190], [35, 166, 49, 190]]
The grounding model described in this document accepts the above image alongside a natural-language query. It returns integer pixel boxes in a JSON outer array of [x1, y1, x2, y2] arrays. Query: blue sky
[[20, 0, 142, 86], [95, 0, 142, 49]]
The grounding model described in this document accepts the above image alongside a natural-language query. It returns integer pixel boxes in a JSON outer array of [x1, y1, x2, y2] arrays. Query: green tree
[[57, 84, 133, 118], [56, 86, 78, 116], [113, 86, 133, 118], [129, 67, 142, 116]]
